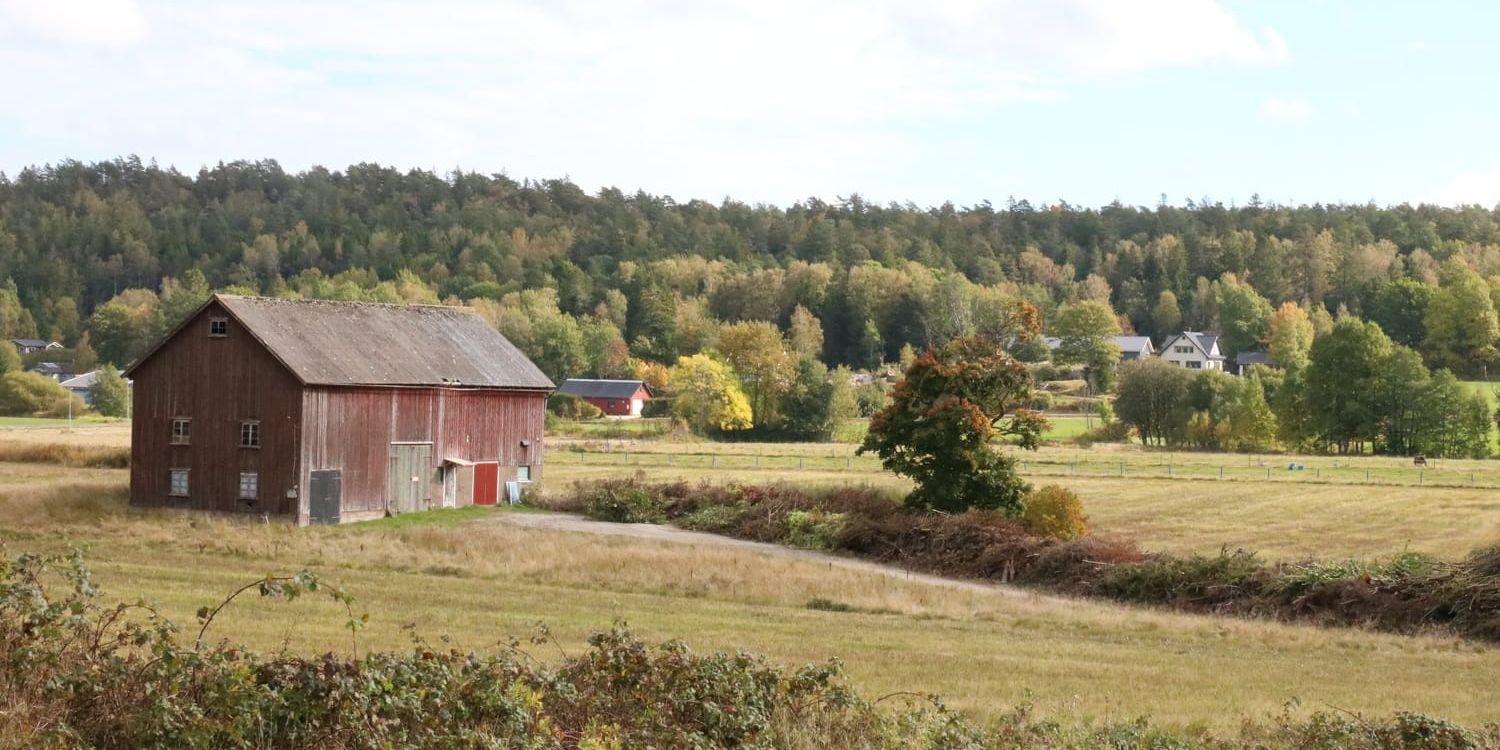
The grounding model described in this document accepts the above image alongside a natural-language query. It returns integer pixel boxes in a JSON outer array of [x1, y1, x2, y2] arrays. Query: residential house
[[1157, 331, 1226, 371], [12, 338, 62, 355], [1234, 351, 1275, 376], [1042, 335, 1157, 363]]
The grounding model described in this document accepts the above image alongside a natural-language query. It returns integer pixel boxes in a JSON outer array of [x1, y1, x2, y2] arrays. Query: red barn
[[125, 295, 553, 524], [557, 378, 653, 417]]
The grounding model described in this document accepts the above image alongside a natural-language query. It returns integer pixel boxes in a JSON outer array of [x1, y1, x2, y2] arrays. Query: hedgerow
[[550, 478, 1500, 642]]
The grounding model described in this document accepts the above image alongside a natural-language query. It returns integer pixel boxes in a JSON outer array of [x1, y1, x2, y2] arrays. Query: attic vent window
[[209, 318, 229, 337]]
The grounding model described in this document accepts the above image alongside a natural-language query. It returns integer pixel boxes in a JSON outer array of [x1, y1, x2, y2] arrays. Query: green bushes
[[547, 391, 603, 419], [1021, 485, 1087, 540], [573, 478, 664, 523]]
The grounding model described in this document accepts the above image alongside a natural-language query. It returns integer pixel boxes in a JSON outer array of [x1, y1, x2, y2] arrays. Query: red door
[[474, 462, 499, 506]]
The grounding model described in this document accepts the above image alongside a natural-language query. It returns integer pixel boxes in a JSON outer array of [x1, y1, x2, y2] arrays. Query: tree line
[[2, 157, 1499, 438]]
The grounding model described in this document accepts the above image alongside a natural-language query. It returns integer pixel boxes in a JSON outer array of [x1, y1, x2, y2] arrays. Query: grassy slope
[[3, 466, 1499, 730]]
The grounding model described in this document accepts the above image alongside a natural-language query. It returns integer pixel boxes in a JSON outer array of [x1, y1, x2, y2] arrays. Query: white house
[[1157, 331, 1226, 371]]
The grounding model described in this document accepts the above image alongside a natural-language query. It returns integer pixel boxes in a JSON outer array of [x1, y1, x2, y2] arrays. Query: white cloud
[[1259, 98, 1314, 121], [0, 0, 147, 47], [1426, 171, 1500, 207], [0, 0, 1289, 202]]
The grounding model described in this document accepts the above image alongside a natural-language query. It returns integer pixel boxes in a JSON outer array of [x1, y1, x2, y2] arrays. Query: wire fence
[[548, 446, 1500, 489]]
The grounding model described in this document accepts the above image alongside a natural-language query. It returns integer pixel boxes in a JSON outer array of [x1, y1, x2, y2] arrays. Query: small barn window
[[169, 469, 189, 497], [516, 465, 532, 482], [209, 318, 229, 337], [239, 420, 261, 448], [171, 418, 191, 445], [238, 472, 258, 499]]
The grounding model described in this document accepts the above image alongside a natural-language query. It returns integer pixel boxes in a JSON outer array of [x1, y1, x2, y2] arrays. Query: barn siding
[[129, 300, 303, 517], [300, 386, 546, 521]]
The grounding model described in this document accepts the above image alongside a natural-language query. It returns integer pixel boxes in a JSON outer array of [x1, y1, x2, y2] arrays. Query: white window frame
[[171, 418, 191, 445], [516, 465, 532, 483], [238, 471, 258, 500], [169, 468, 189, 497], [208, 317, 229, 337], [240, 420, 261, 449], [1186, 360, 1202, 369]]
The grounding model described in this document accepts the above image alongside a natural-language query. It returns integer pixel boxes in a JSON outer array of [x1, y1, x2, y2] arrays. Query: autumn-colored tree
[[859, 337, 1046, 514], [668, 354, 752, 434], [1267, 302, 1314, 370]]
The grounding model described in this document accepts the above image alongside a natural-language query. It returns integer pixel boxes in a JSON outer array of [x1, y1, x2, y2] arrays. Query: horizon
[[3, 1, 1499, 209], [7, 154, 1499, 213]]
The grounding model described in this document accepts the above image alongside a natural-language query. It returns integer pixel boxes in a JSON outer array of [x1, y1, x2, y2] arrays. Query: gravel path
[[492, 510, 1041, 600]]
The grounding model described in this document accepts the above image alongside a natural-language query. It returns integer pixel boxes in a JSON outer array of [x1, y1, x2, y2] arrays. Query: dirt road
[[492, 510, 1043, 600]]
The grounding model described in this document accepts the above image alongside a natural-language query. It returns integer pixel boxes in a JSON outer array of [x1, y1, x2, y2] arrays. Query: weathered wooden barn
[[125, 295, 553, 524]]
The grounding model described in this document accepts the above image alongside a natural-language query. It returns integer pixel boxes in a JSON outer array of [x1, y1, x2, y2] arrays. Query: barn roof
[[557, 378, 651, 399], [129, 295, 554, 390]]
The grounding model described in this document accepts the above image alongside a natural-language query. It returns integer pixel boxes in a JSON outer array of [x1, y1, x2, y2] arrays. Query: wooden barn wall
[[300, 387, 546, 517], [129, 299, 303, 517]]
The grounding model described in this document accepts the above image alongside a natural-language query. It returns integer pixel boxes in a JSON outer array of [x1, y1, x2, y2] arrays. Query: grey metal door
[[387, 444, 432, 514], [309, 470, 341, 525]]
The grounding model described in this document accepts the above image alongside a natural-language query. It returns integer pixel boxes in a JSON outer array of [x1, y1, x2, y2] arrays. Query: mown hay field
[[2, 461, 1499, 730]]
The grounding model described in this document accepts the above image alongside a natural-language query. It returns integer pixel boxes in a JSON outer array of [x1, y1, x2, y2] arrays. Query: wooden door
[[387, 444, 432, 514], [473, 461, 498, 506], [309, 470, 341, 525]]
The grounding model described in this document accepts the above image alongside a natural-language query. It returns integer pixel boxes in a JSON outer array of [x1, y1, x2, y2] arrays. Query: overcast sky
[[1, 0, 1497, 208]]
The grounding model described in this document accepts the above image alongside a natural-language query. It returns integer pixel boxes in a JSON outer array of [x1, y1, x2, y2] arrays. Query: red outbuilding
[[556, 378, 653, 417], [125, 295, 554, 524]]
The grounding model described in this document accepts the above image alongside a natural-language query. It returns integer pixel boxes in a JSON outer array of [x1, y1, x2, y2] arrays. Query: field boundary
[[549, 446, 1500, 490]]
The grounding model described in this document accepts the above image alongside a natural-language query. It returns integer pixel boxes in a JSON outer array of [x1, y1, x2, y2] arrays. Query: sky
[[1, 0, 1497, 209]]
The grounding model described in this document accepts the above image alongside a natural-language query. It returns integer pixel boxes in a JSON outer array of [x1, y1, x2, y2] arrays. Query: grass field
[[2, 463, 1499, 730]]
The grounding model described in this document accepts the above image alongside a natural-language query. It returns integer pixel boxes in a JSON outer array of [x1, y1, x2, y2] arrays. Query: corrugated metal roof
[[216, 295, 554, 389], [558, 379, 650, 399]]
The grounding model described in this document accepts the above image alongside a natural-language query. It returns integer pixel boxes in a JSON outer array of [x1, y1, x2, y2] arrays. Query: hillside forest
[[2, 158, 1499, 453]]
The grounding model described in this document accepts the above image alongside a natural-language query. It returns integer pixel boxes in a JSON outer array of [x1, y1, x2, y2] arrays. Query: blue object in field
[[1287, 463, 1296, 470], [1297, 464, 1305, 470]]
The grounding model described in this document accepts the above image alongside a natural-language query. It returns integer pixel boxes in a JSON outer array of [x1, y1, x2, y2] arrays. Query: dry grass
[[544, 463, 1500, 561], [2, 463, 1499, 730], [0, 441, 131, 468], [0, 422, 131, 447]]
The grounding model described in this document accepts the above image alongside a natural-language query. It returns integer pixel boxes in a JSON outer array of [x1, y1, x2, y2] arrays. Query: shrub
[[1021, 485, 1088, 540], [0, 371, 84, 417], [1075, 419, 1132, 446], [783, 509, 846, 550], [1101, 550, 1267, 608], [548, 392, 604, 419], [573, 478, 664, 523]]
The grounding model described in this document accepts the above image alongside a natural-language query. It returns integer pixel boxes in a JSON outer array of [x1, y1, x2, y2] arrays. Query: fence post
[[1120, 462, 1124, 476], [1365, 470, 1370, 481], [1167, 463, 1172, 477], [1419, 470, 1423, 486], [711, 454, 716, 467], [1219, 466, 1223, 479], [1266, 467, 1271, 480], [799, 457, 804, 470], [755, 455, 760, 467], [668, 453, 673, 464], [846, 456, 852, 470]]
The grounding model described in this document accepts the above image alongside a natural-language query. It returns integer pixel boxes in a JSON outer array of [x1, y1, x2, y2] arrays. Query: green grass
[[3, 467, 1499, 731]]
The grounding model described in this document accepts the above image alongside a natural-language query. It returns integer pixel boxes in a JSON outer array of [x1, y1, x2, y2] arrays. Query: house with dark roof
[[30, 361, 75, 381], [11, 338, 62, 355], [557, 378, 653, 417], [124, 295, 553, 524], [1157, 331, 1226, 372], [1234, 350, 1275, 375]]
